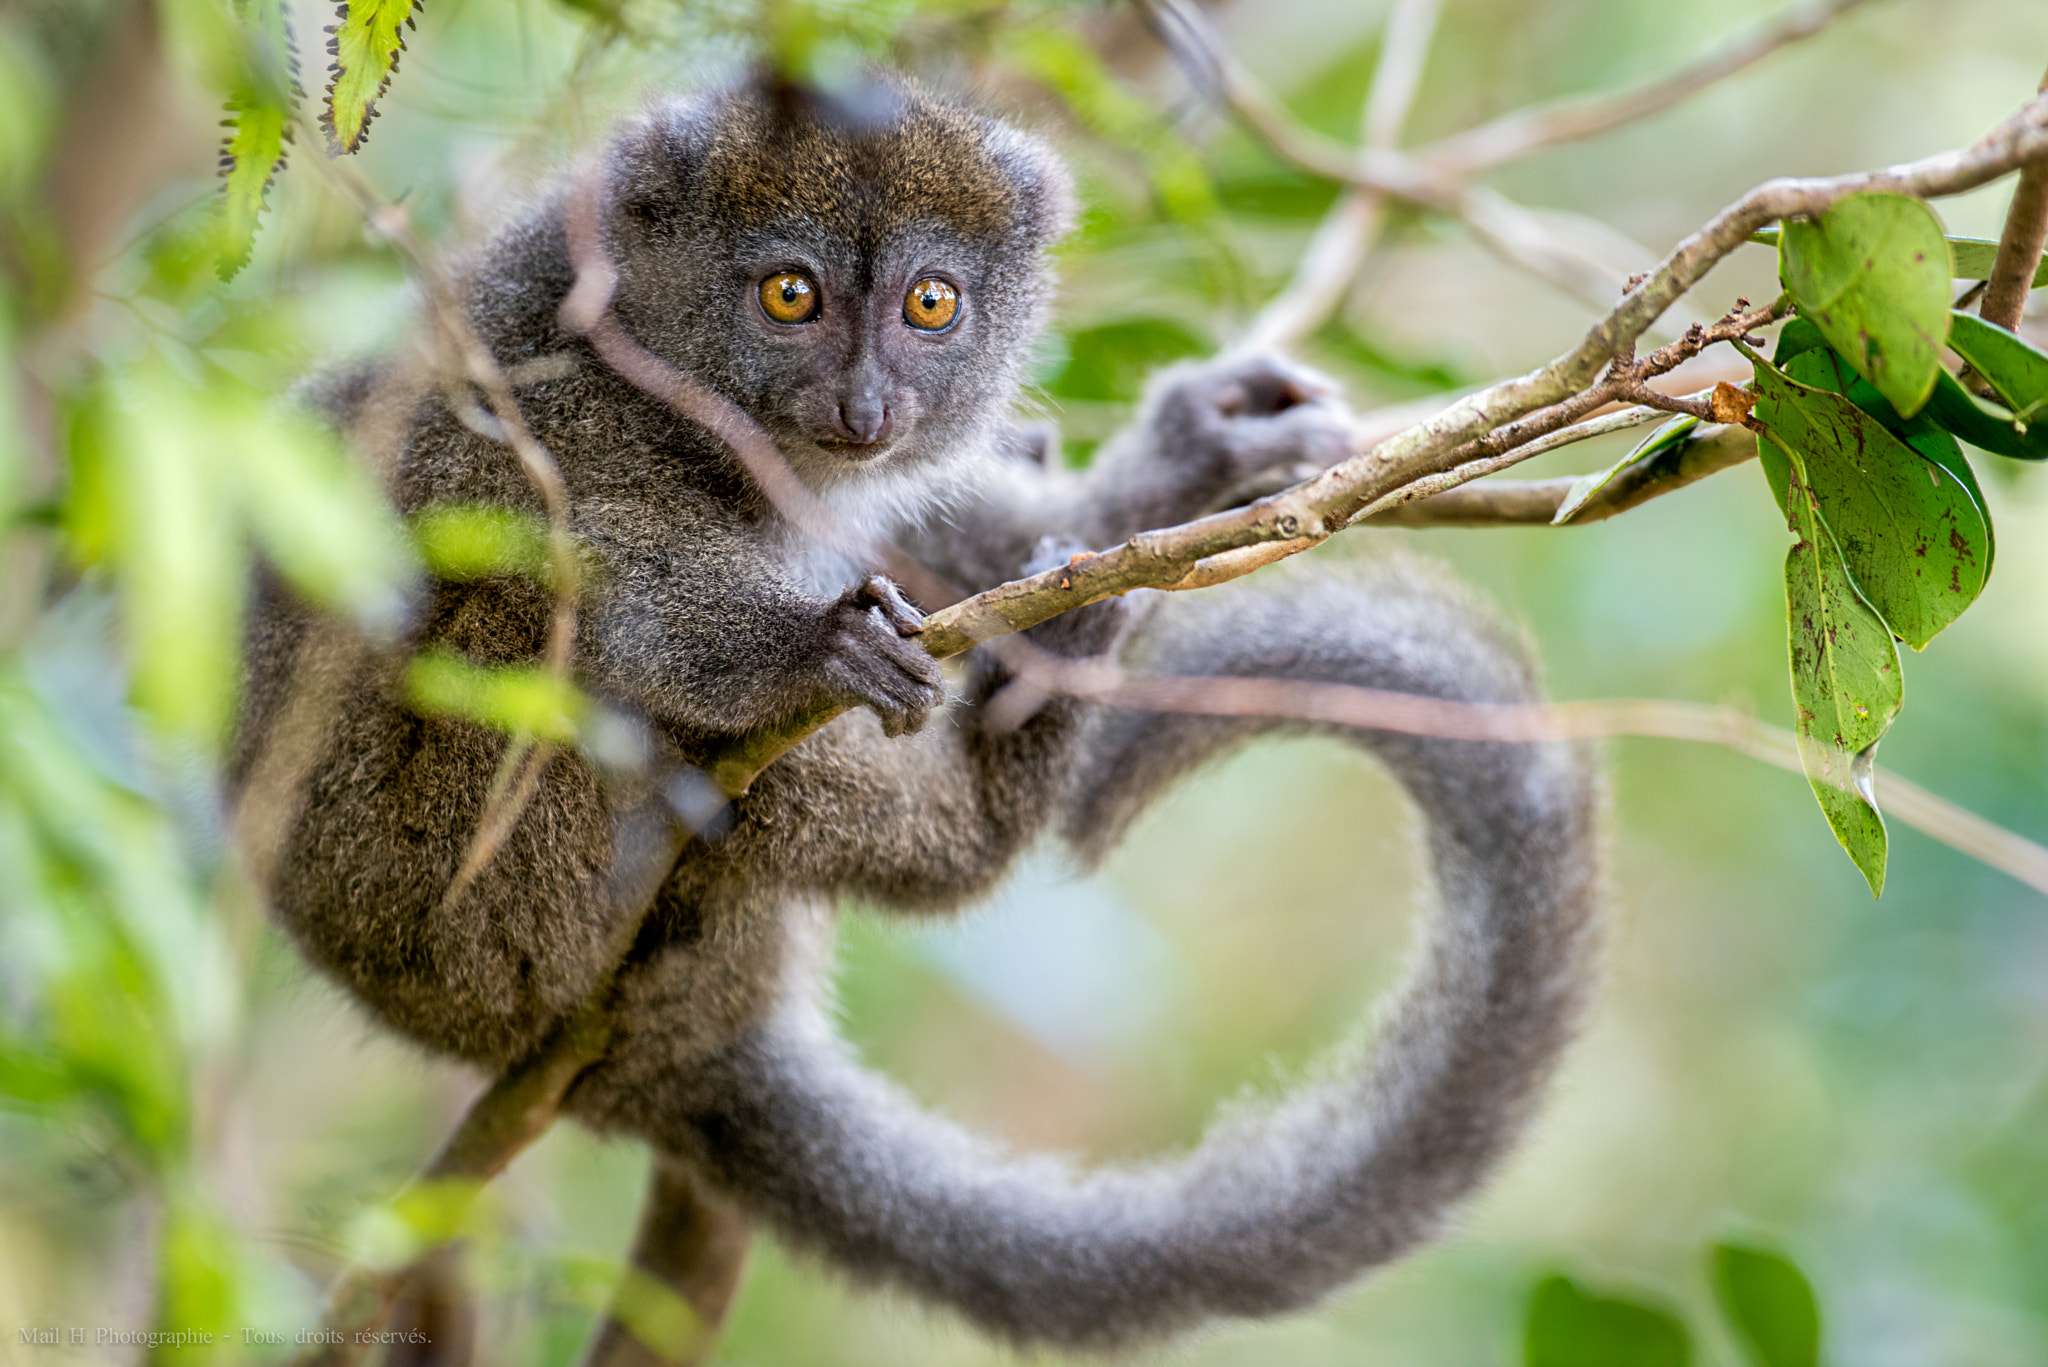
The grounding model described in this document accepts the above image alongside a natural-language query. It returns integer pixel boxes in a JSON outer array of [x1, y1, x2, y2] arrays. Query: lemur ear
[[605, 106, 703, 236], [980, 118, 1077, 252]]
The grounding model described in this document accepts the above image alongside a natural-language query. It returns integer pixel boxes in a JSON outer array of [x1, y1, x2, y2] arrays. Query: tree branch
[[291, 1006, 620, 1367], [579, 1156, 752, 1367], [1980, 62, 2048, 331], [1010, 665, 2048, 897], [1418, 0, 1877, 174], [1232, 0, 1441, 350], [1365, 420, 1758, 526]]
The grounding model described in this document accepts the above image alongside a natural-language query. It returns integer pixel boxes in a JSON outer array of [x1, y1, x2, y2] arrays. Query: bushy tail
[[670, 559, 1601, 1350]]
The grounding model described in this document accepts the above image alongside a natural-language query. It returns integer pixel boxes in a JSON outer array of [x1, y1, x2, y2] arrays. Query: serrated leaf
[[323, 0, 421, 154], [1759, 433, 1898, 896], [1524, 1275, 1691, 1367], [213, 0, 300, 280], [405, 648, 585, 741], [214, 92, 290, 281], [1948, 312, 2048, 423], [1552, 414, 1700, 524], [1779, 194, 1952, 416], [1711, 1244, 1821, 1367], [1753, 359, 1987, 650]]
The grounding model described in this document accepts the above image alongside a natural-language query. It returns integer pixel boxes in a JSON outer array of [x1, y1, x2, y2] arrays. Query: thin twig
[[1420, 0, 1877, 174], [1233, 0, 1441, 350], [1037, 666, 2048, 897], [1162, 0, 1869, 322], [1365, 421, 1759, 526], [1155, 0, 1634, 310], [1356, 385, 1712, 519]]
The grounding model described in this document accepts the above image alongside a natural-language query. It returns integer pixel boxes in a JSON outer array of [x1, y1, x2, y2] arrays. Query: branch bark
[[1980, 62, 2048, 331], [1365, 415, 1759, 526], [579, 1157, 752, 1367]]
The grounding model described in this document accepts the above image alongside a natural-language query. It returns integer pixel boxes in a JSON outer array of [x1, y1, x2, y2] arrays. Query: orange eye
[[903, 277, 959, 332], [759, 272, 820, 324]]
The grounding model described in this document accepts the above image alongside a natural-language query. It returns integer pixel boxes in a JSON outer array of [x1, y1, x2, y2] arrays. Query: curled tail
[[671, 559, 1602, 1350]]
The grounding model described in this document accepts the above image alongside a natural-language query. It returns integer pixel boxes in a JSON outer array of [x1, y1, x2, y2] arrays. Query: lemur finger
[[850, 574, 926, 637]]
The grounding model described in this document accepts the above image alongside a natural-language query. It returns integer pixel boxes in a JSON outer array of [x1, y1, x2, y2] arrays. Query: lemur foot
[[1150, 353, 1356, 513], [820, 574, 946, 737]]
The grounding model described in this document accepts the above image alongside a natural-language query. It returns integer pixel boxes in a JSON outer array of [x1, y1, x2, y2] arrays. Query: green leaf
[[1947, 312, 2048, 423], [156, 1201, 241, 1364], [213, 0, 300, 280], [217, 401, 414, 632], [414, 504, 552, 583], [1525, 1275, 1691, 1367], [1759, 433, 1899, 896], [1552, 414, 1699, 525], [1753, 359, 1987, 651], [214, 91, 290, 281], [1780, 344, 1994, 579], [1925, 368, 2048, 460], [405, 648, 585, 741], [1947, 236, 2048, 286], [1754, 228, 2047, 287], [322, 0, 422, 154], [1711, 1244, 1821, 1367], [1045, 318, 1208, 403], [1772, 315, 1829, 368], [72, 373, 246, 745], [1779, 194, 1952, 416]]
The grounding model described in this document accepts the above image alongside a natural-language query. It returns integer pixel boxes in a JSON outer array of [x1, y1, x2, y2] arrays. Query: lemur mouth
[[813, 437, 895, 462]]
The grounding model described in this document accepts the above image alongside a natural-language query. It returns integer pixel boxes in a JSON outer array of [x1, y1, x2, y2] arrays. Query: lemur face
[[605, 79, 1074, 488], [730, 221, 979, 465]]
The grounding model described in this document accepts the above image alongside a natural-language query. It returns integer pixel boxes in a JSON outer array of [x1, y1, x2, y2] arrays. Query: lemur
[[234, 76, 1600, 1351]]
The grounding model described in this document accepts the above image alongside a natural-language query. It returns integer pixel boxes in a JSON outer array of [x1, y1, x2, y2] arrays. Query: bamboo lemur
[[235, 76, 1599, 1351]]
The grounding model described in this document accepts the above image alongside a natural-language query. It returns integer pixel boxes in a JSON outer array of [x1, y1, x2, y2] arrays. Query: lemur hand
[[820, 575, 946, 737]]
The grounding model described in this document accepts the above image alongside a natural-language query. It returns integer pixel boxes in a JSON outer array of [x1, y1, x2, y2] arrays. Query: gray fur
[[235, 75, 1601, 1351]]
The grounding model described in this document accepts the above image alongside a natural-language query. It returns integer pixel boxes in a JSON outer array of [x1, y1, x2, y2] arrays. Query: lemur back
[[235, 77, 1602, 1351]]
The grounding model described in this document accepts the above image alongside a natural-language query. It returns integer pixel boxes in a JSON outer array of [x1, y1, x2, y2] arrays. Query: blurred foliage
[[2, 0, 2048, 1363]]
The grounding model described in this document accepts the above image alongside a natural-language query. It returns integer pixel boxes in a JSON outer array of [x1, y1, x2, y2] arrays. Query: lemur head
[[602, 77, 1073, 497]]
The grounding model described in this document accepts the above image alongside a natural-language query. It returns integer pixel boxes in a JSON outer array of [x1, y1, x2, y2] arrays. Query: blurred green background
[[4, 0, 2048, 1362]]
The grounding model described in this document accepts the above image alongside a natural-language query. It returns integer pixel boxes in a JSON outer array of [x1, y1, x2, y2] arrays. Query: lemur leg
[[249, 646, 630, 1068]]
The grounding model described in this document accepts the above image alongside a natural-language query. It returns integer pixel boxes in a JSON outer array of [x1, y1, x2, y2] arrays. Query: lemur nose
[[835, 396, 892, 445]]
